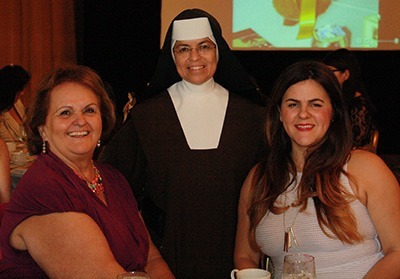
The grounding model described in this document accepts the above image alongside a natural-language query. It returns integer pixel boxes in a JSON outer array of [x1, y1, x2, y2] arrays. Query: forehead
[[283, 79, 330, 100], [50, 82, 98, 104], [174, 37, 213, 46]]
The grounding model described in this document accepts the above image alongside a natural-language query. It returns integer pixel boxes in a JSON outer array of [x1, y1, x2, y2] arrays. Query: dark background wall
[[75, 1, 400, 155]]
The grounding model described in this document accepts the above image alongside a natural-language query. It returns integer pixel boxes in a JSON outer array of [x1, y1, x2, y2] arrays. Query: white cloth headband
[[170, 17, 218, 61], [172, 17, 213, 41]]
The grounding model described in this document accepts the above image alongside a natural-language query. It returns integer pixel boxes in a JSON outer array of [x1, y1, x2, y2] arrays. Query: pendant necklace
[[283, 194, 300, 252], [76, 162, 104, 196]]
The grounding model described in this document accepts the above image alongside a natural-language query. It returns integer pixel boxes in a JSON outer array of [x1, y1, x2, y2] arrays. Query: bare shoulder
[[348, 149, 388, 172], [348, 149, 399, 193]]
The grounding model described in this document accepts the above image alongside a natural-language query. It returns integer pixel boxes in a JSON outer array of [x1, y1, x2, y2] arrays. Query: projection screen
[[161, 0, 400, 50]]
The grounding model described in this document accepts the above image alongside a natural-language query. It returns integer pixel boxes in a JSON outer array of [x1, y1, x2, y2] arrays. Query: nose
[[298, 105, 311, 119], [188, 47, 201, 60], [73, 112, 87, 126]]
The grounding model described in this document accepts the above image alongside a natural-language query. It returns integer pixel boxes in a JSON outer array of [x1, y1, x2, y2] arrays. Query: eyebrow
[[284, 98, 325, 103], [55, 103, 98, 112], [175, 40, 213, 47]]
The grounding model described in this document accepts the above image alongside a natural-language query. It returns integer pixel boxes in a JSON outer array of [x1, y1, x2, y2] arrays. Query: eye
[[198, 44, 211, 51], [287, 102, 298, 108], [59, 109, 71, 116], [311, 102, 322, 108], [84, 106, 97, 114], [176, 46, 191, 53]]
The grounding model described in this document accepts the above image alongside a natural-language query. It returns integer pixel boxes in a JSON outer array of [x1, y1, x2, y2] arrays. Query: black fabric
[[100, 8, 269, 278], [100, 91, 266, 278], [139, 8, 266, 105]]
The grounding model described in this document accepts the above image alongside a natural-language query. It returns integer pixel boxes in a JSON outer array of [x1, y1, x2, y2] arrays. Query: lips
[[295, 124, 314, 131]]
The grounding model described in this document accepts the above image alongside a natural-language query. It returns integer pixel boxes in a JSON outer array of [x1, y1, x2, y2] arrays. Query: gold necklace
[[283, 194, 300, 252]]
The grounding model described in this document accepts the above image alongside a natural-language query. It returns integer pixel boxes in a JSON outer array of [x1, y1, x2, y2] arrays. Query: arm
[[348, 150, 400, 278], [234, 166, 261, 269], [0, 139, 11, 203], [10, 212, 126, 279]]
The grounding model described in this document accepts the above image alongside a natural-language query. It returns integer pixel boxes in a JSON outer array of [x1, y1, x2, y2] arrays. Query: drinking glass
[[282, 253, 316, 279]]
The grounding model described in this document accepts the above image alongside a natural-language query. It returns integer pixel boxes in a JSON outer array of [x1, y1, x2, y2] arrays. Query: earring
[[42, 141, 46, 154], [97, 139, 101, 148]]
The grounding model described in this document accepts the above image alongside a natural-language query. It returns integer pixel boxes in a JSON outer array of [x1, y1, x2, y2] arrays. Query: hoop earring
[[42, 141, 46, 154]]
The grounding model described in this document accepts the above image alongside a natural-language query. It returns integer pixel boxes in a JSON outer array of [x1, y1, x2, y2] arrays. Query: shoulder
[[347, 149, 393, 181], [134, 90, 170, 112], [96, 161, 132, 188], [348, 149, 387, 172], [96, 161, 126, 180], [347, 149, 399, 197], [229, 94, 266, 119]]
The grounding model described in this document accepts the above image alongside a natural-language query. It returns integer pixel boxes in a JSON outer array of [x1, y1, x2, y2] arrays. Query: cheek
[[280, 109, 293, 124], [208, 58, 217, 74], [174, 59, 186, 75], [319, 110, 333, 126], [95, 119, 103, 133]]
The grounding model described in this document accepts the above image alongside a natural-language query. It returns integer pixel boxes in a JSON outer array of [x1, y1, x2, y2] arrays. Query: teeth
[[68, 131, 89, 136], [296, 125, 313, 129], [190, 66, 204, 70]]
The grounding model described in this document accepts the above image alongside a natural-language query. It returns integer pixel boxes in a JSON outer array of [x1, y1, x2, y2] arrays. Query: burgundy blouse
[[0, 151, 149, 278]]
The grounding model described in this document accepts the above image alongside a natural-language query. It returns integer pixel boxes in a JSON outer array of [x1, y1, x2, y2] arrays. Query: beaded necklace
[[77, 163, 104, 196]]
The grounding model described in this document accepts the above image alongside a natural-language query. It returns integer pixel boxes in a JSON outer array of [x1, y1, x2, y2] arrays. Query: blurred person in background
[[323, 48, 377, 149], [0, 64, 30, 143]]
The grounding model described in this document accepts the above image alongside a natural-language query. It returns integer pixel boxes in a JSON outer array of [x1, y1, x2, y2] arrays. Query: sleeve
[[0, 163, 88, 245]]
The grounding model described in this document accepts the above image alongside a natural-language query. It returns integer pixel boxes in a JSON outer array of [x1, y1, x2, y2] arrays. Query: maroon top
[[0, 151, 149, 278]]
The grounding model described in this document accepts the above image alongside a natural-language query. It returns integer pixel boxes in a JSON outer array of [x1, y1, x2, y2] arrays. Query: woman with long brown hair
[[234, 60, 400, 278]]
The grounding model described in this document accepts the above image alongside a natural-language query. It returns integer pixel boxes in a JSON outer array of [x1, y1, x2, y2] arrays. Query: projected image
[[233, 0, 383, 49]]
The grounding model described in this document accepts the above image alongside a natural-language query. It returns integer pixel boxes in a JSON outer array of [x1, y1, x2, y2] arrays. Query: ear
[[278, 106, 282, 122], [38, 125, 47, 141]]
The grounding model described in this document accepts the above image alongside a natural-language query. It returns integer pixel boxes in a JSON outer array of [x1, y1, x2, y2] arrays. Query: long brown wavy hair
[[249, 60, 363, 243]]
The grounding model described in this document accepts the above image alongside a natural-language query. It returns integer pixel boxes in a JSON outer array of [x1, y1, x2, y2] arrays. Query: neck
[[291, 149, 306, 172], [68, 159, 95, 182]]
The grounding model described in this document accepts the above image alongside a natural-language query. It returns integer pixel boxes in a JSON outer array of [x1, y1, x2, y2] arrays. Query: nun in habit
[[100, 8, 267, 279]]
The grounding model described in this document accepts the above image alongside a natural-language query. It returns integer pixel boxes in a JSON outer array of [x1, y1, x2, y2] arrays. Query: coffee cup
[[231, 268, 271, 279]]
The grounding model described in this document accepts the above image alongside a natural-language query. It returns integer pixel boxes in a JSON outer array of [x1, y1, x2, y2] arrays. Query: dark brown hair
[[0, 64, 31, 112], [249, 60, 363, 243]]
